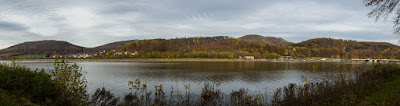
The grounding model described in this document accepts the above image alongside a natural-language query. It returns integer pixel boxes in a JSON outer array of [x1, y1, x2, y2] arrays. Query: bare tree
[[365, 0, 400, 35]]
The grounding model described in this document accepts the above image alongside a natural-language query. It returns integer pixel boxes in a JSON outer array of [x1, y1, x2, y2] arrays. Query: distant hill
[[293, 38, 399, 50], [87, 40, 136, 52], [117, 36, 400, 59], [1, 36, 399, 59], [292, 38, 400, 58], [118, 36, 236, 52], [0, 40, 84, 56], [239, 34, 293, 45]]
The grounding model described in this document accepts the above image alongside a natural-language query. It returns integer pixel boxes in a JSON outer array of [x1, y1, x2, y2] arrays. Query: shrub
[[90, 87, 119, 106], [270, 63, 400, 105], [51, 60, 89, 105], [0, 62, 57, 104], [200, 83, 221, 105], [0, 60, 89, 105], [230, 88, 263, 105]]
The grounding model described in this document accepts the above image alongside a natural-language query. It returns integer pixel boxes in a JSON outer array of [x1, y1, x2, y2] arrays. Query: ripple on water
[[5, 61, 367, 98]]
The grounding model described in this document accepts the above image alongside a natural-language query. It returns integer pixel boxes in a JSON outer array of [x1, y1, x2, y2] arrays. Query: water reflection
[[136, 61, 363, 72], [0, 61, 369, 98]]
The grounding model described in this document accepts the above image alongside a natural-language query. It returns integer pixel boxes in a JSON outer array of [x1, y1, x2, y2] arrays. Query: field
[[16, 55, 47, 59]]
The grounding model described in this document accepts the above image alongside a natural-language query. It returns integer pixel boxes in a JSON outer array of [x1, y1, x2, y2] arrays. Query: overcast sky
[[0, 0, 398, 49]]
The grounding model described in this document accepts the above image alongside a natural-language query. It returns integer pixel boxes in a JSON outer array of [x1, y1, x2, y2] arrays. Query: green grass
[[17, 54, 46, 59], [0, 89, 18, 106], [358, 76, 400, 105], [0, 89, 40, 106]]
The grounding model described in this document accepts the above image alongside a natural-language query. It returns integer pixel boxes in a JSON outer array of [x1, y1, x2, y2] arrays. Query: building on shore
[[244, 56, 255, 60]]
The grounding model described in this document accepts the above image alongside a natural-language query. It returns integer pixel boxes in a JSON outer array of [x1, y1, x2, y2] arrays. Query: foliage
[[359, 76, 400, 105], [230, 88, 263, 105], [200, 83, 221, 105], [123, 79, 152, 106], [90, 87, 119, 106], [153, 85, 166, 105], [109, 37, 400, 59], [265, 53, 281, 59], [0, 62, 57, 104], [0, 61, 89, 105], [270, 63, 400, 105], [51, 60, 89, 105]]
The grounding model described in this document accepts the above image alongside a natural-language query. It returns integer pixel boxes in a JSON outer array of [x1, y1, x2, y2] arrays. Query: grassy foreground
[[358, 76, 400, 105]]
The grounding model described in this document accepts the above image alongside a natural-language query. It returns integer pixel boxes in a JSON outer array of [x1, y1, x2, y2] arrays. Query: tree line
[[111, 36, 400, 59]]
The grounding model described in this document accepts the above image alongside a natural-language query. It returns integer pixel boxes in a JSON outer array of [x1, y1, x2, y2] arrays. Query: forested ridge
[[86, 40, 137, 52], [0, 40, 135, 56], [1, 35, 400, 59], [117, 36, 400, 59], [239, 34, 293, 45], [0, 40, 84, 56]]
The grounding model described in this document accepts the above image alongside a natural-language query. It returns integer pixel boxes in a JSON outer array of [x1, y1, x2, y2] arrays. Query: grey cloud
[[0, 21, 26, 31], [0, 0, 397, 49]]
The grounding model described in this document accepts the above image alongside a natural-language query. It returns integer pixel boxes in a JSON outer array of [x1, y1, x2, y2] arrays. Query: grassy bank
[[359, 76, 400, 105], [267, 63, 400, 105]]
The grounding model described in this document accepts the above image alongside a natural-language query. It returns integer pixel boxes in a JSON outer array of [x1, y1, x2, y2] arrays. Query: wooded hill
[[116, 36, 400, 59], [293, 38, 400, 58], [1, 35, 399, 59], [239, 34, 293, 45], [0, 40, 84, 56], [86, 40, 137, 52], [0, 40, 136, 56]]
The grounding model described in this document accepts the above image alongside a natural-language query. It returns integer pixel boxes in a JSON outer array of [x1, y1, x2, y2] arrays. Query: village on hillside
[[15, 49, 398, 63], [49, 50, 139, 59]]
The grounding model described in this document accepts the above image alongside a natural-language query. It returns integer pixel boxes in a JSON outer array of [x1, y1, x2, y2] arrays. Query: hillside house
[[132, 51, 138, 55], [77, 54, 92, 58], [244, 56, 255, 60]]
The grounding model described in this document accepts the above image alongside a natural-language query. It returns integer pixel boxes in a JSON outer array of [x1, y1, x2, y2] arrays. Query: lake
[[0, 60, 368, 98]]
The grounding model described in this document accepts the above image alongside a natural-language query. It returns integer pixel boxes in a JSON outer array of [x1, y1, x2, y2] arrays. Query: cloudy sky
[[0, 0, 397, 49]]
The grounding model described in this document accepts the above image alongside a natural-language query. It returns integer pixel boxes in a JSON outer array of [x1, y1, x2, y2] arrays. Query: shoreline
[[0, 58, 351, 62]]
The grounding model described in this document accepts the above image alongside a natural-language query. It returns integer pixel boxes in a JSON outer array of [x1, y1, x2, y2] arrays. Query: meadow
[[16, 54, 47, 59]]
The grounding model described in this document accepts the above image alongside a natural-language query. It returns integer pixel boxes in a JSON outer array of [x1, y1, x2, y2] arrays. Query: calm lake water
[[0, 61, 368, 98]]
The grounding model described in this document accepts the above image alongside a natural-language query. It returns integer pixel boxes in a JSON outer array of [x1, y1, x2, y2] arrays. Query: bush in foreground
[[0, 61, 88, 105]]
